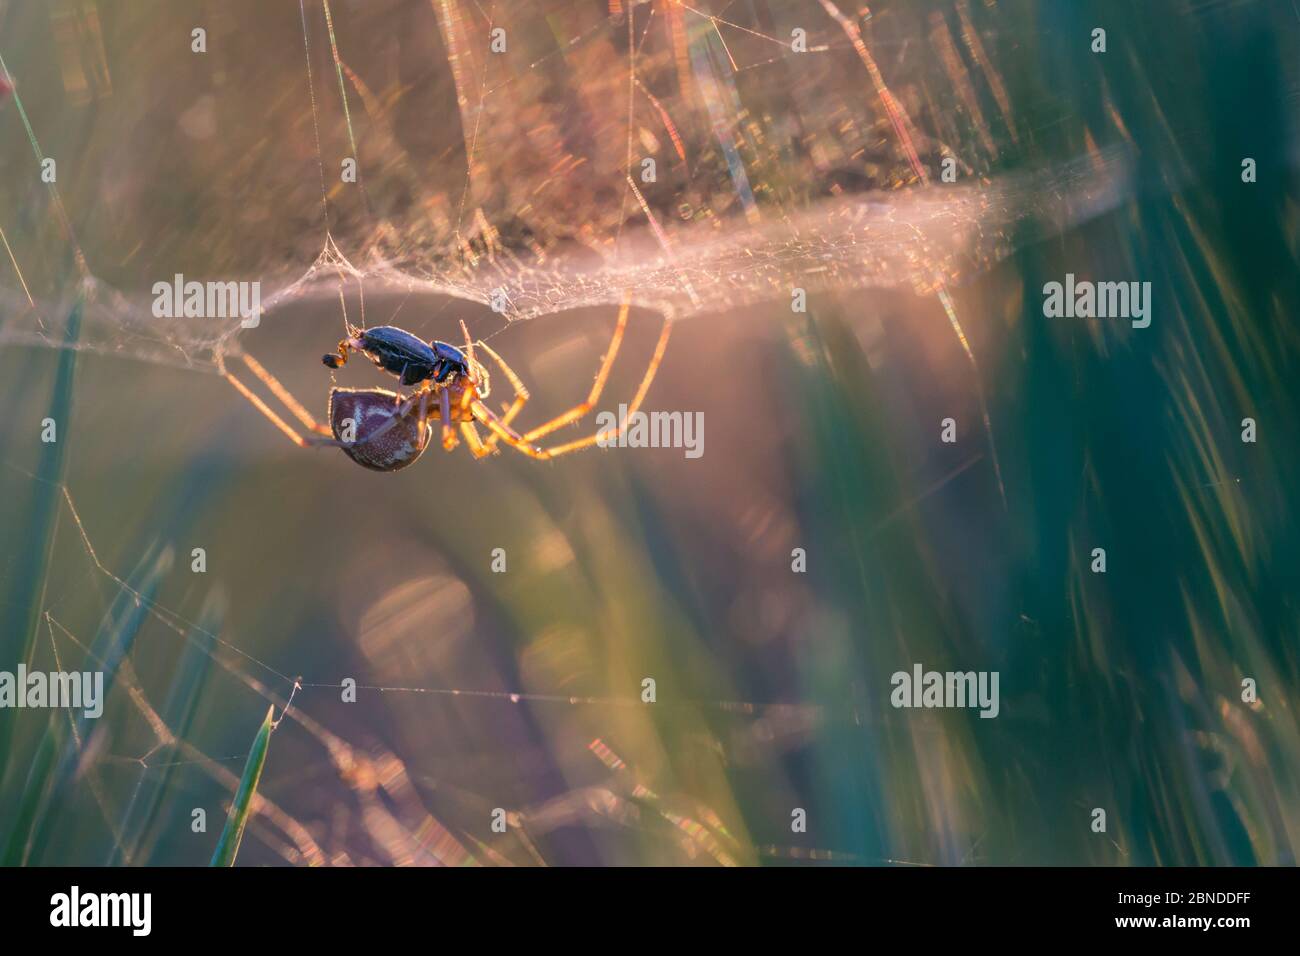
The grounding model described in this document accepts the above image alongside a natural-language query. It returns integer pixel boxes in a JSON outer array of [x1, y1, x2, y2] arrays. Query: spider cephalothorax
[[220, 304, 671, 470]]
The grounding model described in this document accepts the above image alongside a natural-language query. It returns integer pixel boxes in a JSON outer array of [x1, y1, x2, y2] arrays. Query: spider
[[217, 300, 671, 470]]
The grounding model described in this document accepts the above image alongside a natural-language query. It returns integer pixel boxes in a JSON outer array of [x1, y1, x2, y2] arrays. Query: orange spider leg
[[459, 421, 493, 458], [357, 383, 437, 446], [449, 328, 494, 461], [540, 317, 671, 458], [475, 340, 532, 452], [240, 352, 331, 435], [520, 299, 630, 444], [438, 385, 458, 450], [473, 400, 552, 460], [218, 350, 338, 448], [465, 305, 672, 461], [460, 320, 477, 370], [417, 389, 434, 449]]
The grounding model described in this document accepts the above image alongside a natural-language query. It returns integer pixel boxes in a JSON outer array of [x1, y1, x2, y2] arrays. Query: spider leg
[[218, 350, 340, 448], [394, 388, 435, 455], [416, 389, 433, 445], [352, 387, 431, 448], [459, 421, 493, 459], [519, 299, 630, 444], [473, 401, 553, 460], [238, 353, 331, 435], [535, 316, 671, 458], [467, 302, 673, 461], [474, 339, 531, 452], [460, 320, 477, 372], [438, 386, 458, 450]]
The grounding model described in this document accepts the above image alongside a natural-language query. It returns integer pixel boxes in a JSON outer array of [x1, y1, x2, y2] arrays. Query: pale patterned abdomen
[[328, 387, 431, 472]]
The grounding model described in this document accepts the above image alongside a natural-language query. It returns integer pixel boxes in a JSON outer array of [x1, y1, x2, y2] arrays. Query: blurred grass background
[[0, 0, 1298, 865]]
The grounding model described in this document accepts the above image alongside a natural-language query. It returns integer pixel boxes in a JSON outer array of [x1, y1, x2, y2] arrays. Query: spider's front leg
[[240, 353, 332, 437], [473, 338, 531, 454], [219, 350, 340, 448], [437, 385, 459, 451]]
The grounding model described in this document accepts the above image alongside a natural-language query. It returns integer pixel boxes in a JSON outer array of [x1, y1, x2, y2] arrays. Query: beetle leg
[[322, 337, 352, 369]]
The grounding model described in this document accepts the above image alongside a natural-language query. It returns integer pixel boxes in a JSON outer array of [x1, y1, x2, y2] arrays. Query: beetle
[[322, 325, 472, 388]]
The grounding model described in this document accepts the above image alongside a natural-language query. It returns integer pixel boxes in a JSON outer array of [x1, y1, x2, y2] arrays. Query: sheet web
[[0, 0, 1129, 865], [0, 0, 1128, 368]]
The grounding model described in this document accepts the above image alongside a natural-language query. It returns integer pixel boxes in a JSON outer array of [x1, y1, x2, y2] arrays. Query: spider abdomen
[[328, 387, 431, 472]]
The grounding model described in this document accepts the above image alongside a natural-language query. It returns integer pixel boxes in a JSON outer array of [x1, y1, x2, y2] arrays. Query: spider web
[[0, 0, 1133, 372], [0, 0, 1144, 866]]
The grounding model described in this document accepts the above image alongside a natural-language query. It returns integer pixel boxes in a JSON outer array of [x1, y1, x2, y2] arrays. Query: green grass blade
[[1, 544, 169, 864], [0, 730, 59, 866], [0, 296, 82, 789], [20, 544, 172, 865], [210, 704, 275, 867], [112, 592, 222, 865]]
